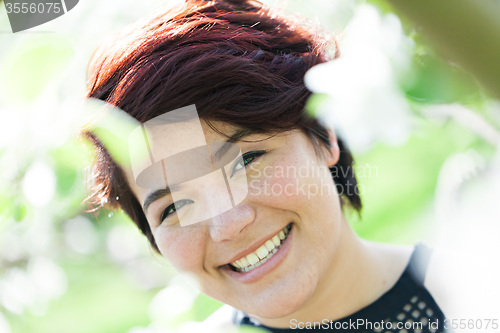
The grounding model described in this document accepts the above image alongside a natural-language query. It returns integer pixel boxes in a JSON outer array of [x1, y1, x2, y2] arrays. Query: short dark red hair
[[84, 0, 361, 252]]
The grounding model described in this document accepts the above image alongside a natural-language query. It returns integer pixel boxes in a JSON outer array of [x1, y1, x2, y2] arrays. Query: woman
[[83, 0, 447, 331]]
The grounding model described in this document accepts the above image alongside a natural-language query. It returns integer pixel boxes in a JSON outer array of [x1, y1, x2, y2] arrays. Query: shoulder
[[202, 304, 237, 332]]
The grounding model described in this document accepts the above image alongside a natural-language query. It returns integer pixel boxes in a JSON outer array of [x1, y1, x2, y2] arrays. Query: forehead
[[201, 120, 237, 140], [124, 119, 253, 204], [131, 114, 238, 182]]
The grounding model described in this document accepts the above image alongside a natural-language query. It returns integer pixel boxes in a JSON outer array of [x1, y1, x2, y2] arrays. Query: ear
[[325, 129, 340, 167]]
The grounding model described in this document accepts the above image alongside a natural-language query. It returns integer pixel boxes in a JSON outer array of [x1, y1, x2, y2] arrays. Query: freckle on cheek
[[158, 233, 203, 269]]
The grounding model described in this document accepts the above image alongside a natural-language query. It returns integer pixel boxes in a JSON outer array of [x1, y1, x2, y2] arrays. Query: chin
[[256, 302, 304, 319], [243, 285, 314, 319]]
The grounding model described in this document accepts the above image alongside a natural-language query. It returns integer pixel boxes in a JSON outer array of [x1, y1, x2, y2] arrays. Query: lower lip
[[221, 224, 293, 284]]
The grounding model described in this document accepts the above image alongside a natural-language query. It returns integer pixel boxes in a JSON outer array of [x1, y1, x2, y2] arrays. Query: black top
[[233, 243, 447, 332]]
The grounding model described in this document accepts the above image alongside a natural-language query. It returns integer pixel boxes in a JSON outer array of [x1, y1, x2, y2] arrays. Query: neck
[[254, 216, 405, 328]]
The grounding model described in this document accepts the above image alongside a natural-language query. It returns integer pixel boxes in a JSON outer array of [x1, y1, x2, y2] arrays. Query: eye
[[231, 150, 266, 177], [160, 199, 194, 222]]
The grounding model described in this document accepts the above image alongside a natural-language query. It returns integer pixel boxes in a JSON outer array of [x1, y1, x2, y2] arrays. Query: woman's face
[[126, 120, 343, 318]]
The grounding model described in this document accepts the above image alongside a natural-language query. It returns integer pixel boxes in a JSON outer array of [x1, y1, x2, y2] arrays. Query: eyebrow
[[212, 128, 258, 161], [143, 186, 174, 214], [142, 128, 258, 214]]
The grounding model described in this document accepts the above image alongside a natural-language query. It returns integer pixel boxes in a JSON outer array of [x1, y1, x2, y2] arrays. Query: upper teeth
[[230, 225, 290, 273]]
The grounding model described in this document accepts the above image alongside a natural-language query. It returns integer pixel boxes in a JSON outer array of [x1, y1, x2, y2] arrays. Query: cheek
[[248, 157, 334, 206], [154, 225, 206, 272], [248, 173, 301, 208]]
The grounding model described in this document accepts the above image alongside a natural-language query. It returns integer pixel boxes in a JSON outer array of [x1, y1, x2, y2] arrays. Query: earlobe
[[326, 130, 340, 167]]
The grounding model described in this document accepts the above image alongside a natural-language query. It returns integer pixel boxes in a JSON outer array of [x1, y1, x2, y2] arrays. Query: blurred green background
[[0, 0, 499, 332]]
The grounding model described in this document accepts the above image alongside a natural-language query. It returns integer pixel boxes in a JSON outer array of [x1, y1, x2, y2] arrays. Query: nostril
[[208, 204, 255, 242]]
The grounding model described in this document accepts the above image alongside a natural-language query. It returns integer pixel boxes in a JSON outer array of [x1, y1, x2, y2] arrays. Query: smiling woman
[[82, 0, 449, 332]]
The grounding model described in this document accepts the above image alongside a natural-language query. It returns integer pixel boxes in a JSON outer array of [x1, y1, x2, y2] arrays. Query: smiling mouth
[[229, 224, 292, 273]]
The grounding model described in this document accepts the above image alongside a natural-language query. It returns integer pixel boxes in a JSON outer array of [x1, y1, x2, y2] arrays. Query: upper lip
[[219, 226, 288, 267]]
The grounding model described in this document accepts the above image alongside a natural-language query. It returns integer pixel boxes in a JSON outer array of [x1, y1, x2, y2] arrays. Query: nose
[[209, 203, 255, 242]]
